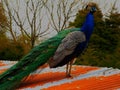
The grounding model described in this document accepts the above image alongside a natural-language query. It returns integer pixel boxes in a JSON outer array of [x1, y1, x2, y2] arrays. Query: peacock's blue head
[[90, 7, 97, 13], [86, 2, 97, 13]]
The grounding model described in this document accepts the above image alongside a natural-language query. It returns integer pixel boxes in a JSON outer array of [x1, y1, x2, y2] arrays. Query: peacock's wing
[[48, 31, 86, 68]]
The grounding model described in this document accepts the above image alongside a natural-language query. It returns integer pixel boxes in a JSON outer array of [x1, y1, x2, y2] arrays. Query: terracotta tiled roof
[[0, 61, 120, 90]]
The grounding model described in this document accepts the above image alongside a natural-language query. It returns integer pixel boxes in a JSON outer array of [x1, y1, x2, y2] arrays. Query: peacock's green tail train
[[0, 28, 79, 90]]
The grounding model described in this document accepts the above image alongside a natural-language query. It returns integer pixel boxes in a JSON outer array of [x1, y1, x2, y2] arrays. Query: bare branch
[[2, 0, 49, 48], [45, 0, 80, 32], [3, 0, 17, 42]]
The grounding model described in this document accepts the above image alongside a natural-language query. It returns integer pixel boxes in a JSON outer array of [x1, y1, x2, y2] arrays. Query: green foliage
[[0, 37, 25, 60], [70, 8, 120, 68], [0, 43, 24, 60], [0, 2, 32, 61], [0, 34, 31, 60]]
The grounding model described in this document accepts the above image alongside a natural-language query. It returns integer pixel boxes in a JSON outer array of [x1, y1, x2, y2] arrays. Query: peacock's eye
[[92, 7, 96, 11], [90, 7, 96, 13]]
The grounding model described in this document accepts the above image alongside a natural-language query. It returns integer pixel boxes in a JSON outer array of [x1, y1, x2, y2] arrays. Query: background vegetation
[[0, 1, 120, 68], [0, 2, 31, 60]]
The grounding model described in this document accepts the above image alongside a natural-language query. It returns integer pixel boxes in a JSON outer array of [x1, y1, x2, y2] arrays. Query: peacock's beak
[[86, 5, 88, 10]]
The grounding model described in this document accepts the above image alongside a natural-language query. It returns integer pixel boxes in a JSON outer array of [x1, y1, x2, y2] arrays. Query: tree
[[0, 2, 9, 59], [2, 0, 49, 48], [45, 0, 83, 32], [0, 2, 8, 35]]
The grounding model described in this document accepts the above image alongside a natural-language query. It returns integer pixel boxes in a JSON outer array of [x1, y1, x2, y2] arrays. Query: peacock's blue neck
[[74, 12, 94, 56], [81, 12, 94, 42]]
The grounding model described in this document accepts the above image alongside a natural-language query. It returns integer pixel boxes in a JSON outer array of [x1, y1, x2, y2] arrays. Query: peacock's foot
[[66, 74, 73, 78]]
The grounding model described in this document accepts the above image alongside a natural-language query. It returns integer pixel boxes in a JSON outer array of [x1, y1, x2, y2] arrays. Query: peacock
[[0, 2, 97, 90]]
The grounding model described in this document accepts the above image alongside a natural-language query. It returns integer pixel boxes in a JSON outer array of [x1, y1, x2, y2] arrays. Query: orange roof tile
[[0, 61, 120, 90]]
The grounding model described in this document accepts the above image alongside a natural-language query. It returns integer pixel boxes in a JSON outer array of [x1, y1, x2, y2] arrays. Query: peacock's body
[[0, 2, 97, 90], [0, 28, 79, 90]]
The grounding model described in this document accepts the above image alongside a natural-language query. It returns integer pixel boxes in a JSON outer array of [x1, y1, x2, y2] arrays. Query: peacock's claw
[[66, 74, 72, 78]]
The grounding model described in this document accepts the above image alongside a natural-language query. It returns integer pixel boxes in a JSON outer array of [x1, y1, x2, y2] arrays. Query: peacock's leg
[[66, 58, 76, 77], [68, 60, 73, 77], [66, 63, 69, 76]]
